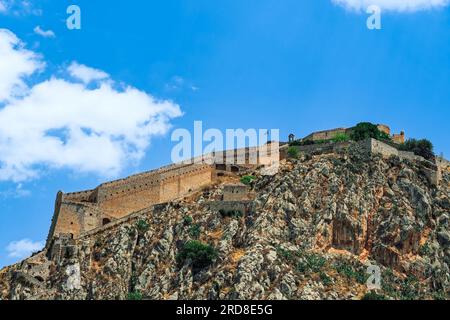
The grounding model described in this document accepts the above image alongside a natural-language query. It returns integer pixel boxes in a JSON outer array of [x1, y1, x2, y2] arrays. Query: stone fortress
[[288, 123, 448, 186], [290, 124, 405, 144], [46, 123, 449, 248], [46, 145, 280, 244]]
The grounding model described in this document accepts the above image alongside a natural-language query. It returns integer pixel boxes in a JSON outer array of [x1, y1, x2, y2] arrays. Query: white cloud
[[6, 239, 43, 258], [0, 0, 41, 15], [0, 29, 44, 102], [332, 0, 450, 12], [33, 26, 55, 39], [0, 1, 7, 12], [0, 29, 183, 182], [68, 62, 109, 84]]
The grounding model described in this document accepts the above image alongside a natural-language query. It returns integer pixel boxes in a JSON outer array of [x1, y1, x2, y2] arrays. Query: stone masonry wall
[[303, 128, 347, 141], [48, 163, 213, 242]]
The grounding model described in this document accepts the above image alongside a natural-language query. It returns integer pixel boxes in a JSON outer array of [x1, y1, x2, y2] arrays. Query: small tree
[[287, 146, 300, 159], [177, 240, 218, 270], [183, 215, 193, 225], [240, 175, 256, 185], [136, 219, 149, 233], [350, 122, 391, 142], [189, 224, 201, 239], [399, 138, 434, 161]]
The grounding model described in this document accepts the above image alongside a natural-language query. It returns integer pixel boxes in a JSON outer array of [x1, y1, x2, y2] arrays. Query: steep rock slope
[[1, 146, 449, 300]]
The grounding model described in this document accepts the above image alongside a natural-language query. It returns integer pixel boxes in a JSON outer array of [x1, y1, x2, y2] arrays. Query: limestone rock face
[[1, 149, 449, 300]]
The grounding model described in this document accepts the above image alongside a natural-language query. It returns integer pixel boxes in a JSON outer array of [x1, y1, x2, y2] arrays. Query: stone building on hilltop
[[301, 124, 405, 144]]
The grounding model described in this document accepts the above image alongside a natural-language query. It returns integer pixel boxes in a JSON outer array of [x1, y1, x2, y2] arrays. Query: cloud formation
[[332, 0, 450, 12], [68, 62, 109, 84], [33, 26, 55, 38], [0, 29, 44, 102], [6, 239, 43, 258], [0, 0, 41, 15], [0, 29, 183, 182]]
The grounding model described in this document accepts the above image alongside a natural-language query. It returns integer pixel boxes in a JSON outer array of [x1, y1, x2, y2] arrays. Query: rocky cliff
[[1, 145, 449, 300]]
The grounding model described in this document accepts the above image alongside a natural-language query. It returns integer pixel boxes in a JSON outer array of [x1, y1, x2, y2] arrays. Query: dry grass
[[163, 292, 172, 300], [230, 248, 246, 264], [208, 229, 223, 241]]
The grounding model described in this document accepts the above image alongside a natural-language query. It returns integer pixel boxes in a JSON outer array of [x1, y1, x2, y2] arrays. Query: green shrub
[[177, 240, 218, 270], [332, 133, 350, 143], [287, 146, 300, 159], [296, 252, 326, 274], [400, 276, 420, 300], [334, 261, 368, 284], [183, 215, 193, 225], [306, 254, 327, 273], [276, 246, 294, 262], [189, 224, 201, 238], [240, 175, 256, 185], [362, 291, 387, 300], [419, 243, 431, 256], [350, 122, 391, 142], [136, 219, 149, 233], [381, 268, 397, 297], [127, 291, 143, 300], [399, 138, 434, 161], [320, 272, 332, 286], [432, 290, 447, 300]]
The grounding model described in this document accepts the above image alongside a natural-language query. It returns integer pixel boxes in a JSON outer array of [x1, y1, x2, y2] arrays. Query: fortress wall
[[191, 146, 279, 167], [208, 200, 254, 214], [160, 164, 212, 203], [96, 171, 161, 203], [63, 189, 96, 202], [79, 205, 102, 232], [179, 165, 212, 193], [99, 184, 161, 220], [98, 164, 212, 219], [295, 142, 336, 155], [160, 178, 179, 204], [304, 128, 347, 141], [369, 139, 400, 158], [377, 125, 391, 135], [52, 203, 84, 237], [398, 150, 422, 162], [50, 201, 102, 240], [46, 192, 64, 247]]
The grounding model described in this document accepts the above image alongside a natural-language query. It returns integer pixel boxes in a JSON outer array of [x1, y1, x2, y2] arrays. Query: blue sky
[[0, 0, 449, 268]]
